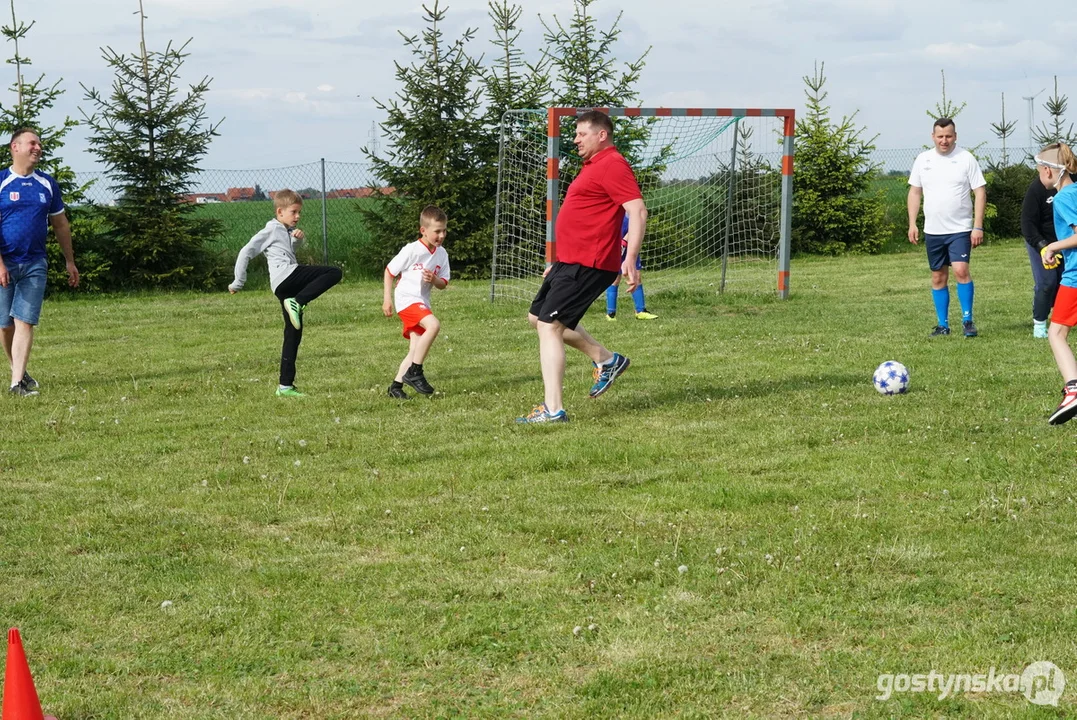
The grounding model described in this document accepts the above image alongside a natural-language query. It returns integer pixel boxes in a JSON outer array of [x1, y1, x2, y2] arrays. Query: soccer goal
[[490, 107, 795, 303]]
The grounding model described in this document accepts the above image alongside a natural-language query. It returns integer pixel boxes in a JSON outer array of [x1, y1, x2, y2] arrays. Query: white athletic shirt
[[908, 147, 986, 235], [230, 219, 301, 292], [386, 239, 450, 311]]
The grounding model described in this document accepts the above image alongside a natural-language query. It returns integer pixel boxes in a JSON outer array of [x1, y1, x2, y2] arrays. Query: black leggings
[[273, 265, 342, 386]]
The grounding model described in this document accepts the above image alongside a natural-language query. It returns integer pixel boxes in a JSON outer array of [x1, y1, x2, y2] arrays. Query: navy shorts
[[0, 257, 47, 327], [925, 232, 972, 271]]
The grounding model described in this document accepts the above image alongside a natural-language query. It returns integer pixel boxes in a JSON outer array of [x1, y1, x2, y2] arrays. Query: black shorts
[[529, 262, 619, 330]]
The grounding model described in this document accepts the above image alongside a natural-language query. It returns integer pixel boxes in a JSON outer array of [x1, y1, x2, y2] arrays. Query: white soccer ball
[[872, 361, 909, 395]]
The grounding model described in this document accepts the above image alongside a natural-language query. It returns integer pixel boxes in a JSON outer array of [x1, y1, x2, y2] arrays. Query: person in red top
[[517, 110, 648, 423]]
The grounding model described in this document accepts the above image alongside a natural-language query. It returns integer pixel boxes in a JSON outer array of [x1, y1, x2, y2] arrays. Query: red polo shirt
[[555, 145, 643, 272]]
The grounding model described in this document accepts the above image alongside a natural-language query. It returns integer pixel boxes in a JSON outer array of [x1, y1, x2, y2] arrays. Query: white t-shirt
[[908, 147, 986, 235], [386, 239, 451, 311]]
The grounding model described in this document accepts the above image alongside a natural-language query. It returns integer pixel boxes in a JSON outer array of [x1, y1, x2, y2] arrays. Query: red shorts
[[398, 303, 432, 338], [1052, 285, 1077, 327]]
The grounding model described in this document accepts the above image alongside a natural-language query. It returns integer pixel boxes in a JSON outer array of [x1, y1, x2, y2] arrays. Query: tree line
[[7, 0, 1074, 291]]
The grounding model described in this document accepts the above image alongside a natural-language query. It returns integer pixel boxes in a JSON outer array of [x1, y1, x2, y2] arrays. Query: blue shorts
[[925, 232, 972, 271], [0, 257, 48, 327], [619, 247, 642, 272]]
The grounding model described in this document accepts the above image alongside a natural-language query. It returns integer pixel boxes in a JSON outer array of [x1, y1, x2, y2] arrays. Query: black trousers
[[273, 265, 342, 386]]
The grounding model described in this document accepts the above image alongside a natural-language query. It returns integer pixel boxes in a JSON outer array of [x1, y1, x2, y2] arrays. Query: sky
[[23, 0, 1077, 172]]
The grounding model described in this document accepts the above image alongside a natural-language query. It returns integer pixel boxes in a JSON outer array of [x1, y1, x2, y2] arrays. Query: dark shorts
[[529, 262, 619, 330], [926, 232, 972, 271]]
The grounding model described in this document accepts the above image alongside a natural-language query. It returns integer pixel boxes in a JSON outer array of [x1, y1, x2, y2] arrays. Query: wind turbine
[[1023, 88, 1045, 148]]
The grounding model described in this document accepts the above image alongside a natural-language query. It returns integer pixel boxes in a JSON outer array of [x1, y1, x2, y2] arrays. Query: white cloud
[[317, 84, 334, 92]]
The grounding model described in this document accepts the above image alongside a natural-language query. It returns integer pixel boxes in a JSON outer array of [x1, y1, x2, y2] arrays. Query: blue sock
[[957, 281, 974, 322], [932, 287, 950, 327], [631, 285, 646, 313], [606, 285, 618, 315]]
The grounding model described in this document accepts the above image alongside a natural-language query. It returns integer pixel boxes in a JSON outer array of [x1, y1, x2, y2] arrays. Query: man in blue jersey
[[0, 128, 79, 396]]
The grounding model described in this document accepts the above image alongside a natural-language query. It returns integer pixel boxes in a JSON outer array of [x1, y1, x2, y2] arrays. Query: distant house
[[183, 193, 227, 204], [226, 187, 256, 202], [267, 187, 396, 200]]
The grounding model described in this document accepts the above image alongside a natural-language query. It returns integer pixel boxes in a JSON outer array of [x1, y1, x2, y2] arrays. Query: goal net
[[491, 107, 794, 303]]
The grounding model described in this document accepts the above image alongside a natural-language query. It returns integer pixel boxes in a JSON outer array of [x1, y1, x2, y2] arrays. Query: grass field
[[192, 198, 377, 259], [4, 239, 1077, 718]]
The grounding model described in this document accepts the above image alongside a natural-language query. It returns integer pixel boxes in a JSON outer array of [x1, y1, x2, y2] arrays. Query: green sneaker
[[635, 310, 658, 320], [275, 386, 306, 398], [283, 298, 304, 330]]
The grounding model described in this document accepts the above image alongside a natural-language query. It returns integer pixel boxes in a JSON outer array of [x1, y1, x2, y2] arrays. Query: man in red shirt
[[517, 110, 648, 423]]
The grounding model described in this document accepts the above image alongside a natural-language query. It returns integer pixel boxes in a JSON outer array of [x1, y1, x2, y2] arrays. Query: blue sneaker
[[589, 353, 630, 398], [516, 403, 569, 424]]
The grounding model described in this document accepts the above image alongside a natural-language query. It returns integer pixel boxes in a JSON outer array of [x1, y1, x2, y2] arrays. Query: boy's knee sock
[[931, 287, 950, 327], [631, 285, 646, 313], [606, 285, 618, 315], [957, 281, 974, 322]]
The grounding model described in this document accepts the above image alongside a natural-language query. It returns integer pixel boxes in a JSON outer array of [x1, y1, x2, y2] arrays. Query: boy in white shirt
[[383, 205, 451, 398], [229, 189, 342, 397]]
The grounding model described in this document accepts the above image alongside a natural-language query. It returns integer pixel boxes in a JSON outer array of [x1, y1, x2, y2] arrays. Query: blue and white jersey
[[0, 168, 64, 264]]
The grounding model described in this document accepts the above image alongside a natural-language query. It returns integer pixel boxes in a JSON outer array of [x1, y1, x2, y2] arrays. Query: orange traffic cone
[[2, 628, 45, 720]]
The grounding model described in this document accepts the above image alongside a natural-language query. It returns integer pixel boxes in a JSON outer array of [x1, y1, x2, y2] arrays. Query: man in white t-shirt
[[382, 205, 451, 398], [907, 117, 987, 337]]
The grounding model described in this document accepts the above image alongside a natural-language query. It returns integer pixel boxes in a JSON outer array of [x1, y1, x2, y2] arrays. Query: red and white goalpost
[[491, 106, 795, 302]]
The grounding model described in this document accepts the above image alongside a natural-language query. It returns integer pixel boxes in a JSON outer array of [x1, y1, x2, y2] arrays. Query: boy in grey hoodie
[[229, 189, 341, 397]]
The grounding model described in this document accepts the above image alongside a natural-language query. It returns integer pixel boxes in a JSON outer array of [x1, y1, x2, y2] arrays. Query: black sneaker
[[387, 384, 409, 400], [9, 380, 38, 397], [963, 320, 978, 338], [22, 372, 38, 390], [929, 325, 951, 337], [402, 370, 434, 395]]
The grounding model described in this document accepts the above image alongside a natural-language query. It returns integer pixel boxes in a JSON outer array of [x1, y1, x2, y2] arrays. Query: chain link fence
[[73, 160, 382, 266], [70, 146, 1040, 272]]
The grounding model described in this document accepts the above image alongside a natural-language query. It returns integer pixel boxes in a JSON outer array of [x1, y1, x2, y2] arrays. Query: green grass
[[192, 197, 378, 257], [4, 239, 1077, 718]]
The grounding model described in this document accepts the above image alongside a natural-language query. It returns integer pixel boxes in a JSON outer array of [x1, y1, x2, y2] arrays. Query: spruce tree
[[1032, 76, 1077, 147], [484, 0, 550, 118], [989, 93, 1018, 166], [361, 0, 492, 278], [481, 0, 552, 272], [792, 62, 887, 255], [79, 0, 224, 289], [985, 92, 1032, 238], [539, 0, 659, 183]]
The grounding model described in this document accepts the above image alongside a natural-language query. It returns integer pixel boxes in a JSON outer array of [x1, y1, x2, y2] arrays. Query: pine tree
[[79, 0, 224, 289], [484, 0, 550, 118], [989, 93, 1018, 167], [1032, 76, 1077, 147], [361, 0, 492, 278], [792, 62, 888, 255], [482, 0, 552, 272], [924, 69, 983, 154], [984, 93, 1034, 238], [0, 0, 108, 290], [539, 0, 659, 184]]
